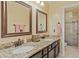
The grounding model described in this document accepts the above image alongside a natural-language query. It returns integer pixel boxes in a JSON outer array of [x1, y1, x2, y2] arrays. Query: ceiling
[[31, 1, 79, 5], [29, 1, 79, 8]]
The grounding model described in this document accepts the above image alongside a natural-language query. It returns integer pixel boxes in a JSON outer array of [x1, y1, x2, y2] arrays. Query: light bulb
[[40, 2, 44, 6]]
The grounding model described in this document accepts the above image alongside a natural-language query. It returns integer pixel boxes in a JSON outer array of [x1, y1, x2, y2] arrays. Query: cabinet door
[[49, 49, 54, 58], [48, 45, 52, 52], [43, 55, 47, 58], [51, 42, 57, 49], [42, 47, 47, 55], [30, 51, 42, 58], [54, 45, 60, 58], [55, 45, 59, 56]]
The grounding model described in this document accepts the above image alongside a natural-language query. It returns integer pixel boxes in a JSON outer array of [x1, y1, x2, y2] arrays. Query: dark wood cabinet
[[48, 49, 54, 58], [30, 39, 60, 58], [42, 47, 48, 58], [54, 40, 60, 58]]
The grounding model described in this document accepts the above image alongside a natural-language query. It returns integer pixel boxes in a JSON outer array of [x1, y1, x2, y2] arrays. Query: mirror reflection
[[36, 9, 47, 33]]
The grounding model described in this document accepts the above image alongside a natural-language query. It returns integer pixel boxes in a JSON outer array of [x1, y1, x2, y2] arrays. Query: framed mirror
[[36, 9, 47, 33], [1, 1, 32, 38]]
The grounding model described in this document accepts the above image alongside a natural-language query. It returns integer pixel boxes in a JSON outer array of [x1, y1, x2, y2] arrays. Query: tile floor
[[58, 46, 79, 58]]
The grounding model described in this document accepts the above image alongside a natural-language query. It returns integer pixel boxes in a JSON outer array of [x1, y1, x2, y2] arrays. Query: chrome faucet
[[13, 38, 24, 47]]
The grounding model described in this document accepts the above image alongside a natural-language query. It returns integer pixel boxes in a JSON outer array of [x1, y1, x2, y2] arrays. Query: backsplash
[[0, 34, 49, 49]]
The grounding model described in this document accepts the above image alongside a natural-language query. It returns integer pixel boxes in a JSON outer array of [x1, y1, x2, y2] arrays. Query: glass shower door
[[65, 9, 78, 46]]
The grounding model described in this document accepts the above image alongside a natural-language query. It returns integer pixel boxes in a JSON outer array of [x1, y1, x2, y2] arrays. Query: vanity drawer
[[48, 45, 52, 51], [49, 49, 54, 58]]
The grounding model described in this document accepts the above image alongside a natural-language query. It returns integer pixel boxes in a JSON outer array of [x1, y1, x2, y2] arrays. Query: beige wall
[[0, 1, 49, 44]]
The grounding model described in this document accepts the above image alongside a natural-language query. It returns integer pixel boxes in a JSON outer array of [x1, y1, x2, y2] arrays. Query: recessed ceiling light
[[40, 2, 44, 6], [36, 1, 40, 4]]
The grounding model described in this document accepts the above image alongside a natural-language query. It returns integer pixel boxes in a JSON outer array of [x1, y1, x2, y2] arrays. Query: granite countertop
[[0, 37, 59, 58]]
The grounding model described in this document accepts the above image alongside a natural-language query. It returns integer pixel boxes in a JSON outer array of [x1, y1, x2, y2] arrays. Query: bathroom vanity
[[0, 38, 60, 58], [29, 39, 60, 58]]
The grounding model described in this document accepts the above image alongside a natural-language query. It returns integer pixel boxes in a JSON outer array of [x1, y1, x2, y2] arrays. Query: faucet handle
[[11, 41, 17, 47], [18, 38, 24, 45], [11, 39, 24, 47]]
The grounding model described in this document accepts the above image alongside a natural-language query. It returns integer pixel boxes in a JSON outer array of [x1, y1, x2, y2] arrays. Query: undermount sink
[[12, 46, 34, 54]]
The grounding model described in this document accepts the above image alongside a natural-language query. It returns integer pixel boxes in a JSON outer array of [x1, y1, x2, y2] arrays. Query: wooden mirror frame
[[1, 1, 32, 38], [36, 9, 47, 33]]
